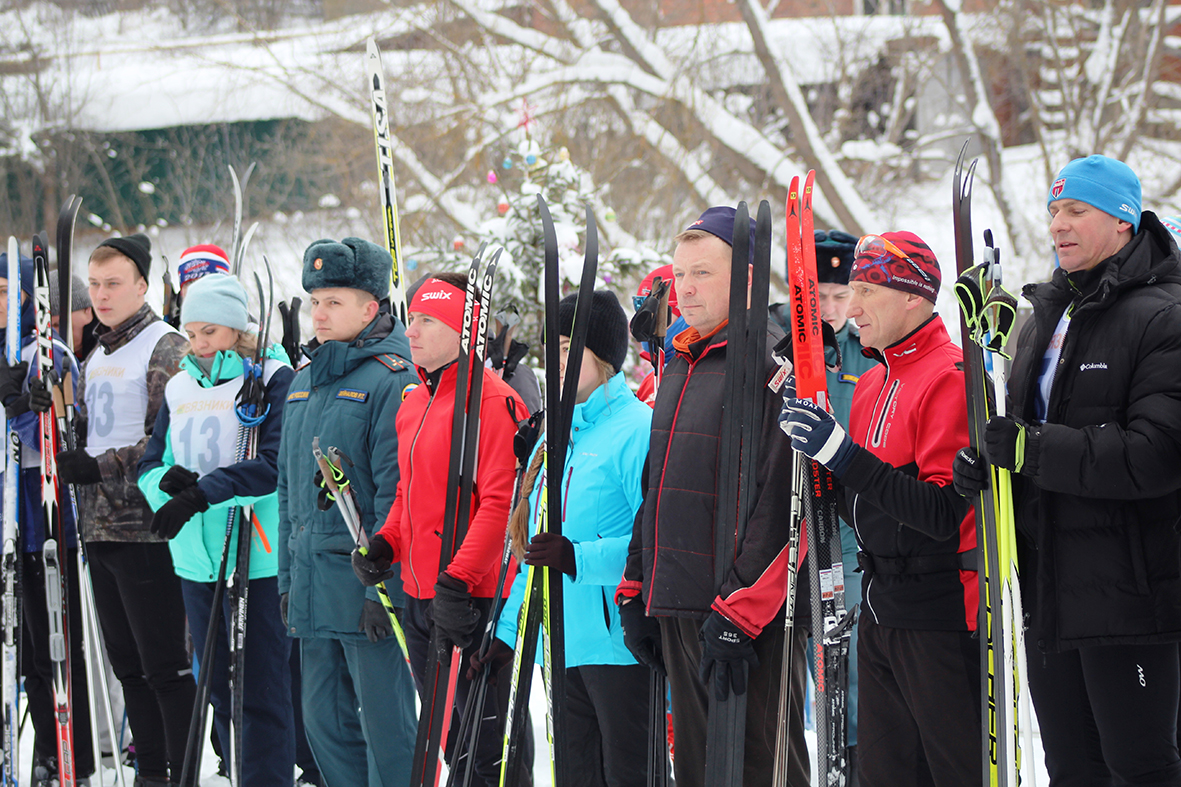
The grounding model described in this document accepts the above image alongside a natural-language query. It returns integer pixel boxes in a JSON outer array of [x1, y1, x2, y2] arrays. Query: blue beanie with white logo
[[1047, 155, 1142, 232], [180, 273, 250, 332]]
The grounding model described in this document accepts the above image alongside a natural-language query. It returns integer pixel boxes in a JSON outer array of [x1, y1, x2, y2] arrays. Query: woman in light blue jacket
[[137, 273, 295, 787], [492, 290, 654, 787]]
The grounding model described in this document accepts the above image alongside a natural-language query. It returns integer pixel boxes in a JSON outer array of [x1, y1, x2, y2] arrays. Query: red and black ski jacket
[[841, 315, 978, 632], [377, 360, 527, 600], [618, 317, 798, 638]]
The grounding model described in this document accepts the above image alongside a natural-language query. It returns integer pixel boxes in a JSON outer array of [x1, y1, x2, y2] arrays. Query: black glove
[[280, 593, 289, 627], [524, 532, 576, 577], [952, 447, 989, 497], [431, 573, 480, 651], [984, 415, 1040, 476], [698, 611, 758, 702], [27, 377, 52, 414], [149, 486, 209, 540], [620, 599, 665, 676], [359, 598, 392, 643], [514, 411, 543, 464], [159, 465, 200, 496], [56, 449, 102, 485], [0, 356, 28, 407], [466, 637, 515, 684], [351, 533, 395, 587]]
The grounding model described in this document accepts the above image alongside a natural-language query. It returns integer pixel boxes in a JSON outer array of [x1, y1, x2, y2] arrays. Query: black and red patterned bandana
[[851, 231, 941, 303]]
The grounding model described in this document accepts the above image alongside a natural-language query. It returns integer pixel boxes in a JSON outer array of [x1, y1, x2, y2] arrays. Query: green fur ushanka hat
[[301, 237, 391, 300]]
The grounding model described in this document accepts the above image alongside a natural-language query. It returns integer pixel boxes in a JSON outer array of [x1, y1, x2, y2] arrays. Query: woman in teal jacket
[[491, 290, 654, 787], [138, 273, 295, 787]]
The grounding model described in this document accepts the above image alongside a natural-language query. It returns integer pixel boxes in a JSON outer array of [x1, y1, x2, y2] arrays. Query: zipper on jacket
[[405, 389, 440, 598], [858, 354, 894, 626]]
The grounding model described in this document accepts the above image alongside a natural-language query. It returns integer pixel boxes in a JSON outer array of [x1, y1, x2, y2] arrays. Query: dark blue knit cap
[[684, 206, 757, 262]]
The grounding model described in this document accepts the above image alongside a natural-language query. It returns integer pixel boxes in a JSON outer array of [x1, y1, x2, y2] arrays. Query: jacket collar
[[871, 314, 949, 368], [94, 303, 157, 353], [305, 306, 409, 386], [570, 371, 629, 432], [673, 320, 728, 361]]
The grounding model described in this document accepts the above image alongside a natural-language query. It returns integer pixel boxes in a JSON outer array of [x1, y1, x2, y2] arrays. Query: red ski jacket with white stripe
[[376, 360, 527, 600], [840, 315, 978, 632], [618, 318, 799, 638]]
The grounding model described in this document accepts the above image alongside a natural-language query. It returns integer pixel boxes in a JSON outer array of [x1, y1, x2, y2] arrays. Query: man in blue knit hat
[[955, 154, 1181, 783]]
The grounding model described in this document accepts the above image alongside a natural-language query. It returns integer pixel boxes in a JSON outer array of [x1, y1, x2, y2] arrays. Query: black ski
[[410, 247, 500, 787], [703, 201, 771, 786]]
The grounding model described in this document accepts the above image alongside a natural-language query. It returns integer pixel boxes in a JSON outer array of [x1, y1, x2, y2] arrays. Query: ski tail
[[2, 237, 21, 787]]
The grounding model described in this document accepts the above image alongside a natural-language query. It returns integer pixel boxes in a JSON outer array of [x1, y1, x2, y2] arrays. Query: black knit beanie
[[557, 289, 629, 374], [96, 234, 152, 281]]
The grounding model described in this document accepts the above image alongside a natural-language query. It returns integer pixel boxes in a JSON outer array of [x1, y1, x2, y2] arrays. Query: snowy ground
[[12, 661, 1051, 785]]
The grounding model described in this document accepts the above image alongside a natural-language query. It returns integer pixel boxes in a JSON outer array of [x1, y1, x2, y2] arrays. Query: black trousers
[[404, 595, 533, 787], [21, 548, 94, 776], [1028, 640, 1181, 786], [857, 616, 981, 787], [88, 541, 196, 780], [564, 663, 651, 787], [659, 613, 810, 787]]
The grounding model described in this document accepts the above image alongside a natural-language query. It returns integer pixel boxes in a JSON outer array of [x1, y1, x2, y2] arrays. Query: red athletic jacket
[[377, 361, 526, 600], [840, 315, 978, 631]]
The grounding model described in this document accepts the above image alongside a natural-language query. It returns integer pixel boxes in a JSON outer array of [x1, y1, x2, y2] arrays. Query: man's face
[[847, 281, 921, 351], [817, 282, 852, 332], [404, 311, 461, 373], [89, 256, 147, 328], [0, 278, 18, 326], [672, 235, 740, 336], [309, 287, 379, 344], [1048, 198, 1134, 273], [50, 308, 91, 350]]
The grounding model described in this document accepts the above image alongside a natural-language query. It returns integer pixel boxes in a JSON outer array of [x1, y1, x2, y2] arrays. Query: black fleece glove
[[524, 532, 576, 577], [698, 611, 758, 702], [359, 598, 392, 643], [984, 416, 1041, 476], [159, 465, 200, 495], [351, 533, 395, 587], [5, 376, 53, 420], [952, 447, 989, 497], [466, 637, 515, 684], [149, 486, 210, 540], [0, 357, 27, 407], [620, 599, 665, 676], [56, 449, 102, 485], [431, 573, 480, 651]]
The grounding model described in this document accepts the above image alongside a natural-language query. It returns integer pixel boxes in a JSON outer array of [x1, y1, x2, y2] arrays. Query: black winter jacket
[[1009, 211, 1181, 652], [619, 318, 798, 638]]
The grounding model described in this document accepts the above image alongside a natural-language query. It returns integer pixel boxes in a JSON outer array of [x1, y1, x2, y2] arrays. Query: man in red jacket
[[351, 272, 529, 784], [780, 231, 981, 787]]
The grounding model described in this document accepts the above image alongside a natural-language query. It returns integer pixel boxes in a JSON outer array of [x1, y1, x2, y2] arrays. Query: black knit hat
[[96, 233, 152, 281], [557, 290, 629, 374]]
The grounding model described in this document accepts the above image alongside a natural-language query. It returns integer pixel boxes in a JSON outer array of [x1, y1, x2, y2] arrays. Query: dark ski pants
[[563, 663, 651, 787], [404, 595, 534, 787], [299, 632, 416, 787], [180, 576, 295, 787], [857, 616, 981, 787], [290, 643, 322, 784], [21, 548, 95, 776], [659, 613, 811, 787], [1027, 640, 1181, 786], [88, 541, 196, 781]]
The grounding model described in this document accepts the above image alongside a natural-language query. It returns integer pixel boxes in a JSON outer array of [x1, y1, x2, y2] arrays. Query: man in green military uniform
[[772, 228, 875, 783]]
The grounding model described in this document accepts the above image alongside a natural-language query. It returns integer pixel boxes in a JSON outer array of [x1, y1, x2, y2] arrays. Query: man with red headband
[[779, 231, 981, 787], [353, 271, 529, 784]]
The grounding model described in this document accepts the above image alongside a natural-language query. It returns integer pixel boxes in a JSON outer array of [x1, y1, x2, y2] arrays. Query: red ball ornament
[[498, 201, 510, 215], [453, 237, 465, 251]]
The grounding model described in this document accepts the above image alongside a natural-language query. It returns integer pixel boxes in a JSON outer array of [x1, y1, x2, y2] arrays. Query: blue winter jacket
[[138, 346, 294, 583], [495, 372, 651, 667], [276, 308, 417, 639]]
